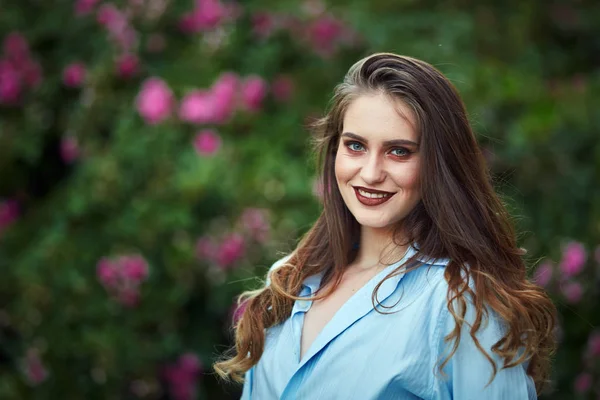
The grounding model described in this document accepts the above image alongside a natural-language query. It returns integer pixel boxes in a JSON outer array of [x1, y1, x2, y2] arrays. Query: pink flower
[[178, 13, 200, 34], [22, 348, 48, 385], [533, 262, 553, 287], [113, 26, 138, 52], [63, 62, 86, 87], [573, 372, 592, 394], [75, 0, 100, 16], [560, 241, 587, 277], [193, 129, 221, 156], [561, 281, 583, 304], [252, 12, 276, 39], [97, 3, 123, 28], [60, 136, 80, 164], [195, 236, 217, 261], [179, 353, 202, 376], [164, 353, 202, 400], [97, 258, 119, 288], [0, 199, 19, 231], [179, 0, 226, 33], [210, 72, 238, 123], [308, 15, 344, 56], [271, 75, 294, 103], [195, 0, 226, 29], [3, 32, 29, 62], [135, 77, 174, 125], [116, 53, 139, 78], [120, 255, 149, 282], [587, 331, 600, 358], [240, 208, 270, 243], [216, 233, 245, 268], [0, 60, 22, 104], [240, 75, 267, 112], [97, 254, 149, 306], [179, 90, 215, 124], [97, 4, 135, 52]]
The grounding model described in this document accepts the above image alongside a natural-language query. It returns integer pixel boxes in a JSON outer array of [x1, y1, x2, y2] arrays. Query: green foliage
[[1, 0, 599, 398]]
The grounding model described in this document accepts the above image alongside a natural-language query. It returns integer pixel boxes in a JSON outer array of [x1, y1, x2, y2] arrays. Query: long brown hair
[[214, 53, 557, 394]]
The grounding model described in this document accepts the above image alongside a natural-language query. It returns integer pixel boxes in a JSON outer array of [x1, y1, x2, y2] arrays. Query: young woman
[[214, 53, 557, 399]]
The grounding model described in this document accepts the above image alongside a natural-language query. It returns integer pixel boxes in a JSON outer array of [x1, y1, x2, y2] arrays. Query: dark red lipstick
[[353, 186, 395, 206]]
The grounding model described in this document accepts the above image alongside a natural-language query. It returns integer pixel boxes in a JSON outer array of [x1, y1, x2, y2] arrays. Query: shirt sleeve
[[431, 299, 537, 400], [240, 256, 289, 399]]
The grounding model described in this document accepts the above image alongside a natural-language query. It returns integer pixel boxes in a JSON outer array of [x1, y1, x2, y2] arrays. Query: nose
[[360, 152, 386, 185]]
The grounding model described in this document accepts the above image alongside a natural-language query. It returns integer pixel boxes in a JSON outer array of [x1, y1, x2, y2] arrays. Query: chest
[[300, 269, 383, 360], [254, 279, 439, 400]]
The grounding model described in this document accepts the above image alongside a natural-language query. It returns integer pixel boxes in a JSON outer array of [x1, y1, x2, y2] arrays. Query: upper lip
[[353, 186, 395, 195]]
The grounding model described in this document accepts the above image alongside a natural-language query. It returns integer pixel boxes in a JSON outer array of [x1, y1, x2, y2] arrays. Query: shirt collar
[[300, 243, 449, 293]]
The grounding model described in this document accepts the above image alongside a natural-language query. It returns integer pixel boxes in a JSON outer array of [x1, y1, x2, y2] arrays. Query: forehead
[[341, 93, 418, 143]]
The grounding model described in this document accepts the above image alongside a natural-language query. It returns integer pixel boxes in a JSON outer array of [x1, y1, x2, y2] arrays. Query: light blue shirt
[[241, 245, 536, 400]]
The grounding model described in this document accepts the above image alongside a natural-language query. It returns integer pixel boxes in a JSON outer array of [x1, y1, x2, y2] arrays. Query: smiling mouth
[[353, 186, 395, 206]]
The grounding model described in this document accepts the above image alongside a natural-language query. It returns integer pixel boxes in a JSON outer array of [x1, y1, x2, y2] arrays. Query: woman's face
[[335, 92, 421, 230]]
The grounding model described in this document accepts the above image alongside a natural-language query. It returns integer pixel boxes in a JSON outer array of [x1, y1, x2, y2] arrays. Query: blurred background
[[0, 0, 598, 398]]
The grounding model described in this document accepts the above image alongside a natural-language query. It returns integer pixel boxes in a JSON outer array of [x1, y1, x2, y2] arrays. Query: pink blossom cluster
[[558, 241, 587, 304], [250, 9, 357, 58], [135, 71, 270, 129], [572, 331, 600, 394], [94, 2, 141, 78], [271, 75, 295, 103], [22, 348, 48, 386], [0, 32, 42, 105], [178, 0, 237, 34], [195, 208, 272, 269], [573, 371, 592, 394], [96, 3, 138, 53], [179, 72, 268, 126], [239, 208, 271, 243], [193, 129, 221, 156], [0, 199, 19, 235], [135, 77, 175, 125], [96, 254, 149, 307], [196, 233, 245, 270], [531, 240, 595, 305], [560, 241, 587, 277], [163, 353, 203, 400], [63, 62, 87, 88], [74, 0, 101, 16]]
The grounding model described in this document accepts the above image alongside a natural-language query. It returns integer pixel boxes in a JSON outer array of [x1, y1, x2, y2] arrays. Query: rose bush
[[0, 0, 599, 398]]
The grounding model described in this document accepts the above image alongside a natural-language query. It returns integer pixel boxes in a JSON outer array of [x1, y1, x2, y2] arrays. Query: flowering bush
[[0, 0, 598, 399]]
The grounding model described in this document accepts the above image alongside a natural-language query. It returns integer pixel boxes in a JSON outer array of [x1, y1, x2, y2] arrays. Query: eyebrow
[[341, 132, 419, 148]]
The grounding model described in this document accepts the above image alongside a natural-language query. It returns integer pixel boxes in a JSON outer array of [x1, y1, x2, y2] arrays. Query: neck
[[353, 225, 409, 268]]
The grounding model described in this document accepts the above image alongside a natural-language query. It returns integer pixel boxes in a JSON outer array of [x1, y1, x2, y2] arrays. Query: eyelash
[[344, 140, 412, 158]]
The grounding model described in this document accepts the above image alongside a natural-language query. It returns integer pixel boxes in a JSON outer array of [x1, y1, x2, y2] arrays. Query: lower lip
[[353, 188, 394, 206]]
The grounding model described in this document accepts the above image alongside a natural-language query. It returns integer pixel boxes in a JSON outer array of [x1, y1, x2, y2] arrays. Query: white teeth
[[358, 189, 389, 198]]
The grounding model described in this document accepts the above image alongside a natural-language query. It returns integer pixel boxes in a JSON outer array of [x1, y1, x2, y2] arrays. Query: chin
[[352, 214, 399, 230]]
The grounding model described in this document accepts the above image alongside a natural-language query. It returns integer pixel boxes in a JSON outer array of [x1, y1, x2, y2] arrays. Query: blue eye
[[390, 147, 410, 157], [347, 142, 364, 152]]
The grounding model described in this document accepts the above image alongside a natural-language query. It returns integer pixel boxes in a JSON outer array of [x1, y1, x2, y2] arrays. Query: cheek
[[334, 154, 353, 183], [392, 162, 420, 192]]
